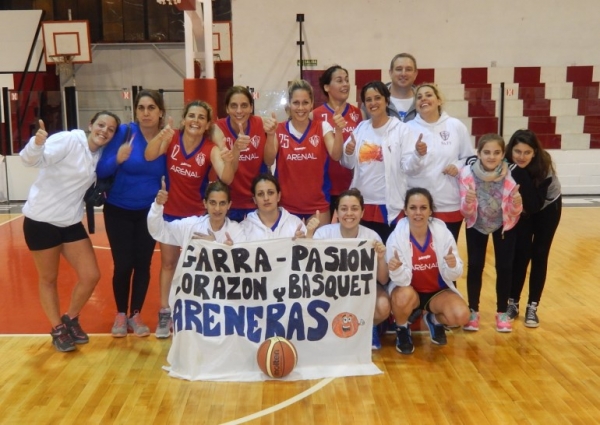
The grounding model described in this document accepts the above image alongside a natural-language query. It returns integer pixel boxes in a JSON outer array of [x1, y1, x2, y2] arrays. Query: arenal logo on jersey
[[349, 111, 360, 122], [440, 131, 450, 141], [195, 152, 206, 167], [171, 144, 180, 160], [309, 135, 320, 147], [250, 135, 261, 149]]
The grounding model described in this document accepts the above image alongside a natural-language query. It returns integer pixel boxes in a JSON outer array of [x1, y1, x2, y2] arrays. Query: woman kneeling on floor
[[386, 187, 470, 354]]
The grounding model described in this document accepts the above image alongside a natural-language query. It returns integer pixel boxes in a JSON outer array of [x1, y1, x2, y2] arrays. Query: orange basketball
[[256, 336, 298, 378]]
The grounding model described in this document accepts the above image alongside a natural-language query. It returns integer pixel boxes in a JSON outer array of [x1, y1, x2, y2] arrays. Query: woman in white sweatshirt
[[242, 173, 312, 241], [405, 84, 474, 240], [21, 112, 120, 352]]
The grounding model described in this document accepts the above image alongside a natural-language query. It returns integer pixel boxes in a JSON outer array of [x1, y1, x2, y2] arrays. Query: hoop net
[[51, 55, 75, 80], [156, 0, 181, 4]]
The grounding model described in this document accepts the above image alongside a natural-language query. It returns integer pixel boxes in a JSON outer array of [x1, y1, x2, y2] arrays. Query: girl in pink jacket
[[458, 134, 522, 333]]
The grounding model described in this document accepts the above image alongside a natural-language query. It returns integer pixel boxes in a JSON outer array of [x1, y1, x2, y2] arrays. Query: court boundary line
[[219, 377, 335, 425]]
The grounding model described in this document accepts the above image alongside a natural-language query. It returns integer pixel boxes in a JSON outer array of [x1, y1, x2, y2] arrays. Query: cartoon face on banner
[[331, 312, 364, 338]]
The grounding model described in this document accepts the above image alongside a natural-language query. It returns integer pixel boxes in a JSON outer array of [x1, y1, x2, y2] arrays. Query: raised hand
[[345, 133, 357, 155], [332, 105, 347, 130], [117, 138, 133, 164], [388, 249, 403, 271], [234, 122, 250, 152], [465, 187, 477, 204], [192, 229, 217, 241], [263, 112, 277, 135], [156, 176, 168, 205], [415, 133, 427, 156], [34, 120, 48, 146], [442, 164, 459, 177], [159, 116, 175, 142], [224, 232, 234, 246], [293, 222, 305, 240], [443, 246, 456, 268], [511, 184, 522, 207], [305, 210, 321, 238], [373, 240, 386, 260], [220, 146, 234, 163]]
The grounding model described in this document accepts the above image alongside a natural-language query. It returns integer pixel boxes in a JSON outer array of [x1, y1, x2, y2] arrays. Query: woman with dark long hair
[[505, 129, 561, 328]]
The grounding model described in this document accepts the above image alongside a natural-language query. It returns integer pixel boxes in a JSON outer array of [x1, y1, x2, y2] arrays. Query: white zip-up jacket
[[147, 202, 246, 246], [405, 112, 474, 213], [386, 217, 463, 295], [21, 130, 99, 227], [241, 207, 306, 241], [341, 118, 423, 224]]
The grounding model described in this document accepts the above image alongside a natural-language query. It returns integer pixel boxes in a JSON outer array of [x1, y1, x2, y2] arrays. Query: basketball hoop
[[50, 54, 75, 81], [156, 0, 181, 4]]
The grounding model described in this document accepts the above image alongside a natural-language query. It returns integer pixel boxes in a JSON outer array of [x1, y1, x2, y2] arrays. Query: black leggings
[[466, 225, 517, 313], [103, 203, 156, 315], [511, 196, 562, 305]]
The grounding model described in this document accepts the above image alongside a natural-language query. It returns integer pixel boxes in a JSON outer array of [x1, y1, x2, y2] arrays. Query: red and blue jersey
[[275, 119, 330, 215], [164, 130, 213, 218], [410, 230, 448, 293], [214, 115, 268, 209], [313, 103, 362, 196]]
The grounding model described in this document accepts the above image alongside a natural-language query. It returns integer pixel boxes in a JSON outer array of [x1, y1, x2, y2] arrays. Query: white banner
[[165, 237, 382, 381]]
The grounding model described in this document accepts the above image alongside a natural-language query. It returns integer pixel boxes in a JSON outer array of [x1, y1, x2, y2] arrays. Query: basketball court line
[[219, 377, 335, 425]]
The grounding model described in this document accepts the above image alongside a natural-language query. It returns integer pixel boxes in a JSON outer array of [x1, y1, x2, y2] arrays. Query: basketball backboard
[[0, 10, 44, 73], [41, 20, 92, 65]]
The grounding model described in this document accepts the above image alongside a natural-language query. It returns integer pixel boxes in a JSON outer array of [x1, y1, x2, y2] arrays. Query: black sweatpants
[[511, 196, 562, 305], [103, 202, 156, 315]]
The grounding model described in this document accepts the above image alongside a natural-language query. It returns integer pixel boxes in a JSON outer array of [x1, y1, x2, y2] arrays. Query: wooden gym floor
[[1, 200, 600, 424]]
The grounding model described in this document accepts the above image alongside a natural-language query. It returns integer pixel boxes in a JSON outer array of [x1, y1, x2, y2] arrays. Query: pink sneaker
[[496, 312, 513, 333], [463, 310, 480, 331]]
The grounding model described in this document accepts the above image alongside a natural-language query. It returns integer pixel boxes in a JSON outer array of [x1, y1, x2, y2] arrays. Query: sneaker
[[111, 313, 127, 338], [371, 325, 382, 350], [524, 302, 540, 328], [496, 312, 513, 332], [155, 309, 173, 339], [128, 312, 150, 337], [463, 310, 480, 331], [395, 325, 414, 355], [507, 298, 519, 321], [51, 324, 76, 352], [61, 314, 89, 344], [424, 312, 447, 345]]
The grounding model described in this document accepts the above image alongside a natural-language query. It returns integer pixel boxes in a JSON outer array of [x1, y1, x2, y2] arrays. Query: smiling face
[[337, 195, 364, 234], [389, 57, 418, 91], [183, 105, 210, 138], [135, 95, 162, 130], [405, 193, 432, 230], [289, 88, 313, 124], [88, 114, 118, 151], [253, 179, 280, 214], [511, 142, 535, 168], [478, 140, 505, 171], [416, 86, 442, 120], [226, 93, 253, 127], [324, 69, 350, 104], [363, 87, 387, 120], [204, 190, 231, 224]]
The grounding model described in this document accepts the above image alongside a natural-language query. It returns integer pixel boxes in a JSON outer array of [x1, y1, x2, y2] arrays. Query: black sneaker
[[424, 312, 447, 345], [524, 302, 540, 328], [61, 314, 89, 344], [507, 298, 519, 321], [51, 324, 76, 352], [395, 325, 414, 355]]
